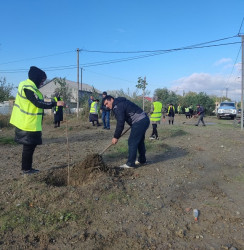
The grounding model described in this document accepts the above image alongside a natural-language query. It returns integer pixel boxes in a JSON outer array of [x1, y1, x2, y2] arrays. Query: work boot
[[135, 160, 148, 166], [22, 168, 39, 174], [118, 164, 134, 169]]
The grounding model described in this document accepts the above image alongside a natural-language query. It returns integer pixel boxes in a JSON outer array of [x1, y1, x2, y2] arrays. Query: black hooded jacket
[[24, 66, 56, 109], [112, 97, 147, 139]]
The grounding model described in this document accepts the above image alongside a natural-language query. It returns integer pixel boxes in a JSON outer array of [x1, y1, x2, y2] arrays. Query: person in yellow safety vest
[[149, 97, 163, 140], [53, 92, 64, 128], [167, 104, 175, 125], [177, 104, 181, 114], [10, 66, 64, 174], [185, 107, 190, 119], [89, 99, 101, 127]]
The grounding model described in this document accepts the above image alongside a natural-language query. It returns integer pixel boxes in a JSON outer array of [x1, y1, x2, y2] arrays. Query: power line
[[0, 35, 239, 66], [0, 39, 241, 73], [80, 41, 241, 68], [238, 17, 244, 35], [80, 35, 238, 54], [226, 45, 242, 88], [0, 50, 75, 66]]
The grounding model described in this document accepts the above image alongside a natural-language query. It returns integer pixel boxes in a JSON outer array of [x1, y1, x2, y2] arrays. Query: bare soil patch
[[0, 115, 243, 249]]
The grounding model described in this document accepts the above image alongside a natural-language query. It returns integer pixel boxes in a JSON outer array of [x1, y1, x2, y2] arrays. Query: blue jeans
[[102, 111, 110, 128], [127, 117, 150, 167]]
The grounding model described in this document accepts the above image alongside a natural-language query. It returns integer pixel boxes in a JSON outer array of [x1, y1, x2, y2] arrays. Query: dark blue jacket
[[101, 96, 110, 111], [112, 97, 147, 139], [197, 106, 205, 115]]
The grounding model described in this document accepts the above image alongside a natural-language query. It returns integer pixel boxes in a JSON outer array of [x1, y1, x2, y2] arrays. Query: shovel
[[100, 127, 131, 155], [182, 115, 197, 124]]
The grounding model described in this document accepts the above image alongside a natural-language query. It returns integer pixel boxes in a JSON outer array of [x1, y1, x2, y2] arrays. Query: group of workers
[[88, 91, 110, 129], [10, 66, 206, 174]]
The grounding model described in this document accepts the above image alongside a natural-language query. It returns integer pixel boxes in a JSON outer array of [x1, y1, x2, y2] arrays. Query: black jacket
[[112, 97, 147, 139], [197, 106, 205, 115], [101, 96, 110, 111]]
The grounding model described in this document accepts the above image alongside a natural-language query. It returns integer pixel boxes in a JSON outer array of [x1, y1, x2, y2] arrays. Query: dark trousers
[[54, 121, 60, 127], [127, 117, 150, 167], [102, 111, 110, 129], [22, 144, 37, 171], [197, 114, 205, 125], [151, 124, 158, 137]]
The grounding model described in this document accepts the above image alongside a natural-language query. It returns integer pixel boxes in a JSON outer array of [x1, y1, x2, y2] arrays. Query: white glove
[[54, 111, 56, 114]]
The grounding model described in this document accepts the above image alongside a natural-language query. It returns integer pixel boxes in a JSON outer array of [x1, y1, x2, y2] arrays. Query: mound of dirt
[[69, 153, 109, 185], [45, 153, 109, 187]]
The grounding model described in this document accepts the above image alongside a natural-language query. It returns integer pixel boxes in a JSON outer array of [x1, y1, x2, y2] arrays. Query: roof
[[144, 97, 152, 102], [39, 78, 101, 102], [42, 78, 101, 93]]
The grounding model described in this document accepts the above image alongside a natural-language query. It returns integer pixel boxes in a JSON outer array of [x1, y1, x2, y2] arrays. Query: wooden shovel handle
[[100, 127, 131, 155]]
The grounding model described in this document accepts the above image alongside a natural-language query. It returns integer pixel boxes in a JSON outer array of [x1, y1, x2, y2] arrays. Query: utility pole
[[241, 35, 244, 130], [80, 67, 83, 92], [77, 48, 79, 118], [226, 88, 228, 99]]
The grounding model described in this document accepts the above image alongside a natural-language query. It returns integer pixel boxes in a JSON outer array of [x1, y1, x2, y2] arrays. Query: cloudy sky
[[0, 0, 243, 101]]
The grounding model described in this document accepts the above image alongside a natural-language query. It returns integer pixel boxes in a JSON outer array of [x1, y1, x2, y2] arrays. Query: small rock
[[176, 229, 185, 238], [147, 225, 152, 230], [221, 246, 229, 250]]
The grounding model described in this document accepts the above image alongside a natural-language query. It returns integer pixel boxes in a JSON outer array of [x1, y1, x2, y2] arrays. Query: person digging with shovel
[[195, 104, 206, 126], [103, 95, 150, 169]]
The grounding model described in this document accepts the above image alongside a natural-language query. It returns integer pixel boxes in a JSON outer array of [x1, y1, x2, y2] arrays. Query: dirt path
[[0, 115, 243, 249]]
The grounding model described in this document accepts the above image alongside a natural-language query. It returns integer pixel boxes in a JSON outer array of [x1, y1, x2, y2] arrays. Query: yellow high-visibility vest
[[168, 106, 175, 114], [90, 101, 97, 114], [150, 101, 162, 122], [54, 96, 63, 111], [185, 107, 189, 112], [10, 79, 44, 131]]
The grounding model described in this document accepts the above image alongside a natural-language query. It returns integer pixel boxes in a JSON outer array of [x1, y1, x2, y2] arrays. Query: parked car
[[217, 101, 237, 120]]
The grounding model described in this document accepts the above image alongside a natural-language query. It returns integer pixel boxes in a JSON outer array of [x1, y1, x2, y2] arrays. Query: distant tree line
[[153, 88, 217, 115]]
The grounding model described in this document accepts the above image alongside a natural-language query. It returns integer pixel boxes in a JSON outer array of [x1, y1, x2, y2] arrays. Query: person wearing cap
[[100, 91, 110, 130], [195, 104, 206, 126], [10, 66, 64, 174]]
